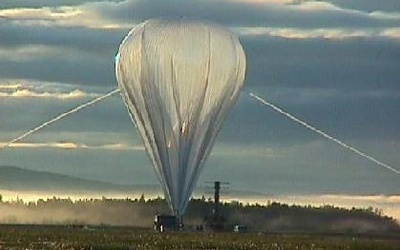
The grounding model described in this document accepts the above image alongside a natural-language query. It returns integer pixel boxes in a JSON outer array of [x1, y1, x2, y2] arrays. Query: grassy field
[[0, 225, 399, 250]]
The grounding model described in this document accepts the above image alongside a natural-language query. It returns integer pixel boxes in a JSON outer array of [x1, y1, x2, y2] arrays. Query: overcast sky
[[1, 0, 400, 209]]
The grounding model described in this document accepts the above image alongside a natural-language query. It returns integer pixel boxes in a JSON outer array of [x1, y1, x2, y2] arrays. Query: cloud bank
[[0, 0, 399, 199]]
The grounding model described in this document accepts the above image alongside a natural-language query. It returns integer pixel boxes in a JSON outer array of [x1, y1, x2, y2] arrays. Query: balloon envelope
[[115, 18, 246, 217]]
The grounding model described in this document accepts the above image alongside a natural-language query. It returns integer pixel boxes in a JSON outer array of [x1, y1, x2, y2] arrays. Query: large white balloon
[[115, 18, 246, 217]]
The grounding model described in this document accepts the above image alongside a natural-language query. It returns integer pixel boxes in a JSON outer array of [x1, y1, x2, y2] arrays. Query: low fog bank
[[0, 195, 169, 227], [2, 190, 400, 221], [0, 194, 399, 234]]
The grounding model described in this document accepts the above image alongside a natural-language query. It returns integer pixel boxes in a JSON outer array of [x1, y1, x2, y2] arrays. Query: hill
[[0, 165, 156, 193], [0, 165, 263, 199]]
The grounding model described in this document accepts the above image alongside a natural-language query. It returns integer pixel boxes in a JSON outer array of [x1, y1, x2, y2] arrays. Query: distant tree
[[139, 193, 146, 203]]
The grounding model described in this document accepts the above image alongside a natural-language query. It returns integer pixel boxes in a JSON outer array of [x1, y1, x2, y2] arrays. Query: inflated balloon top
[[115, 18, 246, 217]]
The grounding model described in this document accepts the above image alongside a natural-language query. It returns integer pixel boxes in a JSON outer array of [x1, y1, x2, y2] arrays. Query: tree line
[[0, 194, 399, 234]]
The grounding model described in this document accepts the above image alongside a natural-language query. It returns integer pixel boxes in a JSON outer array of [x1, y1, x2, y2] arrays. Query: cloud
[[212, 143, 282, 158], [242, 35, 400, 92], [0, 83, 23, 89], [0, 21, 122, 87], [288, 0, 341, 11], [222, 91, 400, 146], [5, 0, 398, 31], [0, 141, 145, 151], [0, 6, 83, 20], [0, 88, 98, 99], [0, 19, 125, 50], [1, 141, 81, 149], [0, 0, 124, 9], [0, 90, 130, 135], [1, 1, 399, 90], [0, 5, 131, 29], [381, 28, 400, 38], [0, 82, 101, 99], [0, 0, 399, 201], [326, 0, 400, 13], [90, 0, 400, 29], [0, 45, 56, 62], [236, 27, 400, 39]]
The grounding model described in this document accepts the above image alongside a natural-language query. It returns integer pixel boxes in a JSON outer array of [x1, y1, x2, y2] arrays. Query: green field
[[0, 225, 399, 250]]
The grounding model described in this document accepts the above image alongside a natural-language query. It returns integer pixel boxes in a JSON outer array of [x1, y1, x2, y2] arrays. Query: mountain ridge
[[0, 165, 265, 198], [0, 165, 156, 193]]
